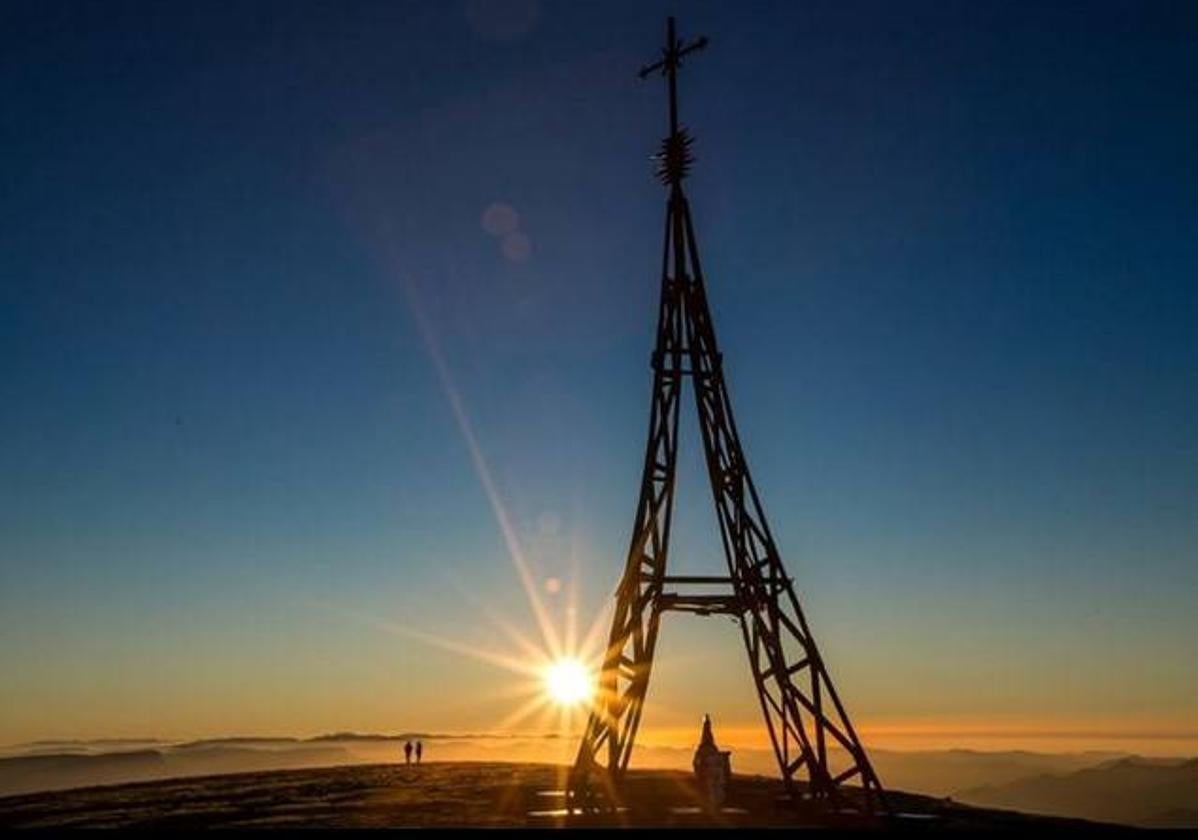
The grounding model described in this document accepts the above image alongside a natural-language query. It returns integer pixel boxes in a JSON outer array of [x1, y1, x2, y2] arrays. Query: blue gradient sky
[[2, 0, 1196, 749]]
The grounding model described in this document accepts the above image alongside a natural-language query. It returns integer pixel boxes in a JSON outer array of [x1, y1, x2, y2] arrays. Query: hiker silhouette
[[415, 741, 423, 764], [403, 740, 413, 765]]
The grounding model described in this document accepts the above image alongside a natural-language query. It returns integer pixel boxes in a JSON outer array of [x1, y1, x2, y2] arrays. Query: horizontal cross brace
[[660, 575, 734, 585], [650, 351, 723, 370], [658, 592, 742, 616], [650, 365, 721, 378]]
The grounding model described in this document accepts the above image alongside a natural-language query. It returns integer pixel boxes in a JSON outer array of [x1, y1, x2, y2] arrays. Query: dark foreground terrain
[[0, 761, 1125, 829]]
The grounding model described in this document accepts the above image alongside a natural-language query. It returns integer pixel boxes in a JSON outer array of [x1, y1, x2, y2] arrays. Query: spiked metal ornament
[[654, 128, 695, 185]]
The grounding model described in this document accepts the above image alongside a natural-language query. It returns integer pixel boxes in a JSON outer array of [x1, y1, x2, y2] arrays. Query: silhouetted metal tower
[[567, 17, 887, 817]]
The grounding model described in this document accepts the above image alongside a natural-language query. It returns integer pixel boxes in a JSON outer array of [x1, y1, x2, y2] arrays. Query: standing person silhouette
[[415, 741, 423, 765], [403, 740, 413, 765]]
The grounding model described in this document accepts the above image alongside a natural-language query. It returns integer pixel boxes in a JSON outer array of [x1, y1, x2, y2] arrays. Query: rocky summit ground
[[0, 761, 1124, 829]]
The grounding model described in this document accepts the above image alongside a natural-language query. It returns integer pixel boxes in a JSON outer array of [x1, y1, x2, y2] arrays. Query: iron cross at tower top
[[638, 17, 708, 188]]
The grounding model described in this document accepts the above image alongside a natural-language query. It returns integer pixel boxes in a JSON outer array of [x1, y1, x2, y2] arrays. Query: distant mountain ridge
[[0, 732, 550, 797], [868, 746, 1125, 797], [1, 732, 506, 760], [957, 756, 1198, 827], [0, 745, 349, 797]]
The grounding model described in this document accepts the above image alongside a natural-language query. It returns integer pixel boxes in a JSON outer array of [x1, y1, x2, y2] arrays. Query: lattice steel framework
[[566, 17, 887, 817]]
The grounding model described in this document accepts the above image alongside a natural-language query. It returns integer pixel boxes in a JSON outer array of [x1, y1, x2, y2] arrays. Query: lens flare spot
[[501, 230, 532, 263], [481, 202, 519, 237]]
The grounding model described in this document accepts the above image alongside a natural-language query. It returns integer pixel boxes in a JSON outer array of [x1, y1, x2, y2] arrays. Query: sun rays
[[298, 261, 704, 751], [388, 270, 618, 738]]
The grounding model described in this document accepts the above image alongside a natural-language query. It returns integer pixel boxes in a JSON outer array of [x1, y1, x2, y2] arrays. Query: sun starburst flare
[[544, 657, 594, 707]]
